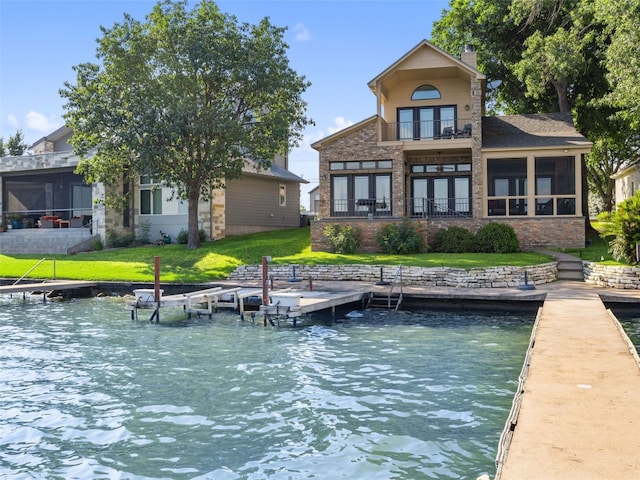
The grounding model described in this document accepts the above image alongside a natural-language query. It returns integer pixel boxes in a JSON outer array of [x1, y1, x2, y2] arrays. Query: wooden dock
[[0, 280, 97, 300], [127, 285, 367, 324], [259, 289, 367, 326]]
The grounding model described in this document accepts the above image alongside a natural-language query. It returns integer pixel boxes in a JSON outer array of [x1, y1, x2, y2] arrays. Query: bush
[[323, 223, 361, 254], [107, 229, 137, 248], [176, 228, 207, 245], [176, 229, 188, 244], [475, 222, 520, 253], [431, 226, 475, 253], [376, 219, 426, 254], [609, 192, 640, 264], [596, 211, 613, 223]]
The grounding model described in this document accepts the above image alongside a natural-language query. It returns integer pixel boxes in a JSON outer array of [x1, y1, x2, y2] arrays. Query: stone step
[[555, 257, 584, 281]]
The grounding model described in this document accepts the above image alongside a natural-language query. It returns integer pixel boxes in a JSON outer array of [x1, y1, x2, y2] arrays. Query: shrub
[[475, 222, 520, 253], [176, 229, 188, 244], [107, 229, 137, 248], [431, 226, 475, 253], [176, 228, 207, 245], [138, 220, 152, 244], [596, 211, 612, 223], [376, 219, 426, 254], [323, 223, 361, 254], [609, 192, 640, 264]]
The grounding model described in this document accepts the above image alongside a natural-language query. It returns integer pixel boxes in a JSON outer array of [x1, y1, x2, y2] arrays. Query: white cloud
[[327, 116, 354, 135], [24, 110, 62, 133], [7, 114, 18, 128], [294, 22, 311, 42]]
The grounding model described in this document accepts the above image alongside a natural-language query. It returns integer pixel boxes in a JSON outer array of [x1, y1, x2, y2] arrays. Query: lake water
[[0, 296, 534, 479]]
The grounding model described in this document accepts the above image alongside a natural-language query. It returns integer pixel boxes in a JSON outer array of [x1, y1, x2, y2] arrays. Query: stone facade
[[317, 119, 403, 219], [311, 216, 584, 252], [584, 262, 640, 289], [228, 262, 557, 288]]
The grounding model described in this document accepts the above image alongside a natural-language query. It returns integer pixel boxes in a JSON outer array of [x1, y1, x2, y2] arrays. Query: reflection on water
[[0, 296, 533, 479]]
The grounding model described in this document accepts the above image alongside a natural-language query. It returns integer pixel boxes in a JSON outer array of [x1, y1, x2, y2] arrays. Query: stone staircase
[[0, 228, 99, 255], [535, 249, 584, 281]]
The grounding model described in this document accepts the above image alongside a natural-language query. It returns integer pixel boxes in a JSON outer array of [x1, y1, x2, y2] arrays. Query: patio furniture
[[40, 216, 60, 228]]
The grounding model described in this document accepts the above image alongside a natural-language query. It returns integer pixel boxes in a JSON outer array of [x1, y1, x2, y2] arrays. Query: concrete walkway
[[496, 281, 640, 479]]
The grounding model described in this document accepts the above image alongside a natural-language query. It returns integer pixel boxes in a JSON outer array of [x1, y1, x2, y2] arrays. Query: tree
[[0, 130, 29, 156], [61, 0, 312, 248], [596, 0, 640, 130], [431, 0, 640, 214]]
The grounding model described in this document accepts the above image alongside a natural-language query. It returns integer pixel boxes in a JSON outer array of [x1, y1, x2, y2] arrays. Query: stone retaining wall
[[584, 262, 640, 289], [228, 262, 557, 288]]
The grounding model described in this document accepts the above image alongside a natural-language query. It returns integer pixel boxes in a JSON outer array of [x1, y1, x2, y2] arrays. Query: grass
[[558, 222, 626, 265], [0, 227, 557, 283]]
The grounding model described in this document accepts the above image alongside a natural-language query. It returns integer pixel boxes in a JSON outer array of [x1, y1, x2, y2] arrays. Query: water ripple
[[0, 298, 533, 479]]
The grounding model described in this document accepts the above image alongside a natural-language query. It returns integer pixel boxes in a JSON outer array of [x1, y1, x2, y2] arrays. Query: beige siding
[[384, 78, 472, 124], [225, 175, 301, 235]]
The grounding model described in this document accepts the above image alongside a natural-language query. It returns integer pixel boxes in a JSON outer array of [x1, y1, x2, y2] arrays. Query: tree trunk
[[187, 189, 201, 249], [552, 79, 571, 113]]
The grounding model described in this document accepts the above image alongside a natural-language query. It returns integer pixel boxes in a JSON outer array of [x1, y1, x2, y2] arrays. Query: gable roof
[[367, 39, 485, 94], [311, 116, 377, 150], [482, 113, 592, 150]]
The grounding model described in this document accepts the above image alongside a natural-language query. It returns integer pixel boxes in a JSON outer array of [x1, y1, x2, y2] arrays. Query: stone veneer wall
[[584, 262, 640, 289], [228, 262, 557, 288], [311, 216, 585, 252]]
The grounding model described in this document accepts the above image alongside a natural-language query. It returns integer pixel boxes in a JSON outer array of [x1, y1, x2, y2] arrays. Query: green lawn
[[0, 226, 586, 283]]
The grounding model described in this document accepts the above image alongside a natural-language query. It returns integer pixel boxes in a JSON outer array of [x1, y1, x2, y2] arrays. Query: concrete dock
[[495, 282, 640, 479]]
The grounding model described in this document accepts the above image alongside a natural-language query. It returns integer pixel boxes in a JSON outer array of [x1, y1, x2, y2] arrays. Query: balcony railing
[[382, 118, 473, 142], [407, 197, 472, 218], [329, 198, 472, 219], [330, 198, 391, 218]]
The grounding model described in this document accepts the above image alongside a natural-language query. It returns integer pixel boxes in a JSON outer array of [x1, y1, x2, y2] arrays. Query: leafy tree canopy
[[61, 0, 312, 248]]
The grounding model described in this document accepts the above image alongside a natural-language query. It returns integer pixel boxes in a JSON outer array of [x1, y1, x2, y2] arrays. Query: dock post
[[375, 267, 390, 286], [154, 256, 161, 323], [288, 265, 302, 283]]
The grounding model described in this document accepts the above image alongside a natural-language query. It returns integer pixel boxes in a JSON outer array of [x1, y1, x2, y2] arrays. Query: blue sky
[[0, 0, 450, 207]]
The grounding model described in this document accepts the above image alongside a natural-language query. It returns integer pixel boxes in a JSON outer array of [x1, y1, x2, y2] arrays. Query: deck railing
[[381, 118, 473, 142], [329, 197, 472, 219]]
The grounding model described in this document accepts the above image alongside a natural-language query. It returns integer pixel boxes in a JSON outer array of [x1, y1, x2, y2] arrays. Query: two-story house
[[311, 40, 591, 252], [0, 126, 306, 253]]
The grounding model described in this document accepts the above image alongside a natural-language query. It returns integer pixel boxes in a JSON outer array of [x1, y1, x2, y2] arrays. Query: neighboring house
[[0, 126, 306, 250], [612, 161, 640, 206], [308, 185, 320, 215], [311, 40, 592, 252]]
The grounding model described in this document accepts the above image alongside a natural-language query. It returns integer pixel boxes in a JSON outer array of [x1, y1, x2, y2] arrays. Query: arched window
[[411, 84, 441, 100]]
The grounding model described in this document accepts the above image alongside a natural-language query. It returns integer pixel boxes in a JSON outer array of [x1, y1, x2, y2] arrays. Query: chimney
[[461, 44, 477, 69]]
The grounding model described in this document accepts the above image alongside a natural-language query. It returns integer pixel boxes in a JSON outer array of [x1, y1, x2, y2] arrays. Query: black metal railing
[[328, 198, 472, 219], [330, 198, 392, 218], [407, 197, 472, 218], [382, 118, 473, 142]]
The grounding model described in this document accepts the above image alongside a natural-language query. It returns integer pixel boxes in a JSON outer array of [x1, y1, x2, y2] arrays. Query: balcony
[[381, 118, 473, 143], [328, 197, 472, 219]]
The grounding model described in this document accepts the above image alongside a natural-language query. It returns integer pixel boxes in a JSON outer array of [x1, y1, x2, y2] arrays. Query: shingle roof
[[243, 159, 307, 183], [482, 113, 591, 150]]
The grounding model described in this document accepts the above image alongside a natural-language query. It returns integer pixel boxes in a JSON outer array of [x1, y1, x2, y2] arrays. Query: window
[[140, 189, 163, 215], [486, 156, 577, 216], [398, 106, 457, 140], [411, 84, 441, 100], [410, 163, 471, 217], [139, 176, 163, 215], [329, 160, 392, 171], [331, 174, 391, 216], [487, 158, 527, 216], [279, 184, 286, 206]]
